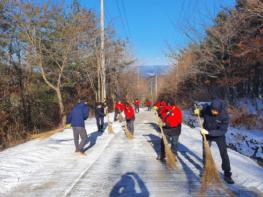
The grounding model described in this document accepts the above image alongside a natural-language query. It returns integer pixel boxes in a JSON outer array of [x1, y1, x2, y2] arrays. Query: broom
[[155, 112, 178, 170], [106, 107, 114, 134], [118, 113, 134, 139], [196, 109, 233, 196]]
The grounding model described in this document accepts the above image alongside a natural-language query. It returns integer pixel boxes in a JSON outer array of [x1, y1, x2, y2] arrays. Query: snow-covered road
[[0, 110, 263, 197]]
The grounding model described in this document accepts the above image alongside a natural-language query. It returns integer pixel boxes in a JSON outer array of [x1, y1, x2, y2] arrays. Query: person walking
[[66, 97, 89, 155]]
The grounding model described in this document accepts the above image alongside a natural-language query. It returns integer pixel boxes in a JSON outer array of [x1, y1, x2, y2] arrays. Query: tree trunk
[[55, 88, 66, 126]]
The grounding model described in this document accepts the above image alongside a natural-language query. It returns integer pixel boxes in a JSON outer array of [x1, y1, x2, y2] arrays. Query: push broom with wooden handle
[[155, 112, 178, 170], [195, 106, 233, 196], [118, 113, 133, 139], [105, 106, 114, 134]]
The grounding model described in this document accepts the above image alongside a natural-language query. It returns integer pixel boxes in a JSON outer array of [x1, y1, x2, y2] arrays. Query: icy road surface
[[0, 109, 263, 197]]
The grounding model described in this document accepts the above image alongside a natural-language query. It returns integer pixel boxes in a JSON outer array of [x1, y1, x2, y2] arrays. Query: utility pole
[[100, 0, 106, 102], [150, 80, 153, 102], [155, 72, 158, 99]]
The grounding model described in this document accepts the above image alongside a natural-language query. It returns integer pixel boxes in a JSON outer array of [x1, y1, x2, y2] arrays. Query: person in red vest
[[153, 99, 167, 117], [157, 98, 182, 160], [123, 102, 135, 134], [134, 98, 140, 113], [114, 100, 124, 121], [146, 100, 152, 111]]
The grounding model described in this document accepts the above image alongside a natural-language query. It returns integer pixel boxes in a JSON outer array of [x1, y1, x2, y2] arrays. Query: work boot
[[224, 175, 234, 184]]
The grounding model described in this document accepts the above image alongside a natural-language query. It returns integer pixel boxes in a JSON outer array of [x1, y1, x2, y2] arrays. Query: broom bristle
[[155, 113, 178, 170], [124, 126, 134, 139], [107, 113, 114, 134], [118, 114, 133, 139], [200, 138, 234, 196], [108, 123, 114, 134], [160, 126, 178, 170]]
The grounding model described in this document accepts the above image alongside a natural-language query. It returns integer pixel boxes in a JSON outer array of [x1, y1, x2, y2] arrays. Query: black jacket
[[95, 103, 105, 118], [201, 99, 229, 137]]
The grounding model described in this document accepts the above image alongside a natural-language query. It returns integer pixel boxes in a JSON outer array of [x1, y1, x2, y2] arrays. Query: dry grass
[[228, 106, 263, 129], [155, 113, 178, 170], [31, 127, 64, 140]]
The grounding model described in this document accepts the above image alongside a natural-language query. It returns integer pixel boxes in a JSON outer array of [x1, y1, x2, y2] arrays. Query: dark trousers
[[126, 119, 134, 134], [96, 116, 104, 132], [160, 126, 181, 157], [147, 106, 151, 111], [73, 127, 87, 152], [114, 110, 120, 121], [135, 106, 139, 113], [203, 135, 231, 176]]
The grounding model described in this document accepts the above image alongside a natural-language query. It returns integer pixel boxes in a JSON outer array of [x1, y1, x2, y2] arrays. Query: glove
[[158, 121, 165, 127], [152, 106, 158, 111], [65, 124, 71, 129], [200, 129, 209, 135], [194, 108, 201, 116]]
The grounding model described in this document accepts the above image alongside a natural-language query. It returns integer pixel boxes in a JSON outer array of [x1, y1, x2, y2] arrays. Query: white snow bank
[[226, 127, 263, 160]]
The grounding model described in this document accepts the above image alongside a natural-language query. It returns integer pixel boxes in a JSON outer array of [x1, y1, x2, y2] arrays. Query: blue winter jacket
[[201, 99, 229, 137], [66, 102, 89, 128]]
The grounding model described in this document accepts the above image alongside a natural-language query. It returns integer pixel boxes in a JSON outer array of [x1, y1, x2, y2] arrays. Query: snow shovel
[[195, 107, 233, 196], [118, 113, 134, 139], [154, 112, 178, 170]]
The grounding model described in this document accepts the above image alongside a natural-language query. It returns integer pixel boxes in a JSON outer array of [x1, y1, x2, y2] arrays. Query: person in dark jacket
[[95, 102, 105, 132], [66, 98, 89, 155], [194, 99, 234, 184], [157, 98, 182, 160]]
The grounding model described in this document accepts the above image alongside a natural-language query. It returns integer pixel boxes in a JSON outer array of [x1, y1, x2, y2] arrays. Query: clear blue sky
[[65, 0, 236, 66]]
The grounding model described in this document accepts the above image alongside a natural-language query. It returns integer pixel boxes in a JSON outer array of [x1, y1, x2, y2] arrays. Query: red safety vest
[[115, 102, 124, 112], [124, 105, 135, 120], [162, 105, 182, 128]]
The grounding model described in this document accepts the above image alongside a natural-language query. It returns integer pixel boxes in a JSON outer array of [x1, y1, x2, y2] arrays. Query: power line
[[120, 0, 132, 39], [115, 0, 130, 39]]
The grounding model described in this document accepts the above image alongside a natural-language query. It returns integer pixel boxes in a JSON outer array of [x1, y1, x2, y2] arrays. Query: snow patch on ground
[[226, 127, 263, 160], [0, 111, 262, 196]]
